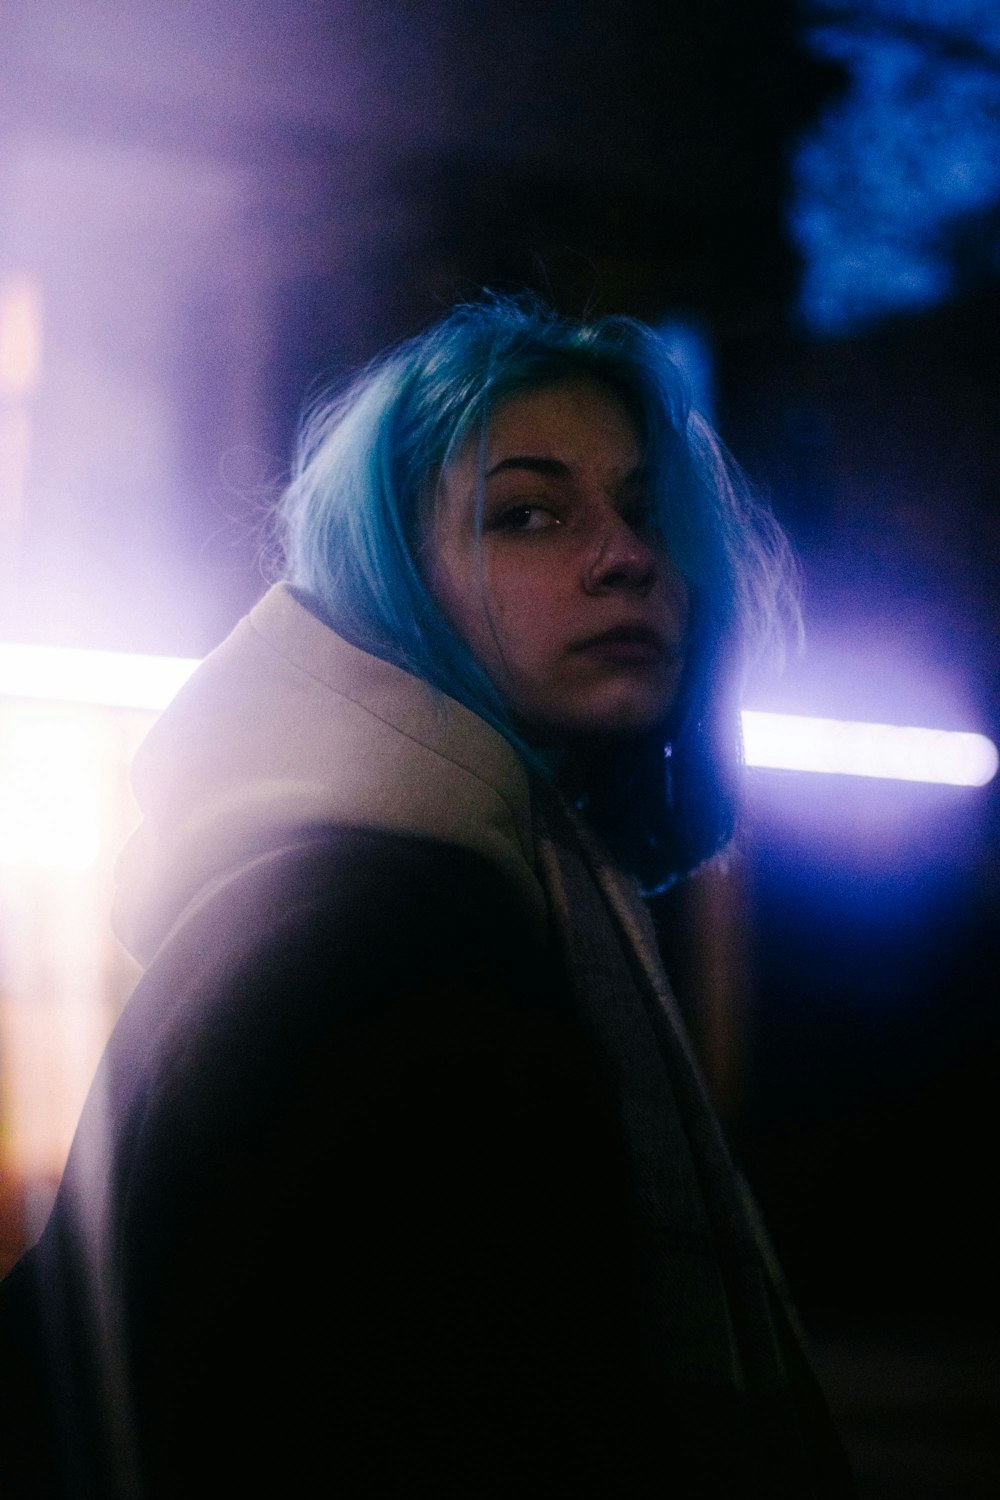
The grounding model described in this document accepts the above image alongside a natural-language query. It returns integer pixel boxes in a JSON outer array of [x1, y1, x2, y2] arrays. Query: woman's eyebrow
[[484, 455, 569, 480], [484, 456, 648, 484]]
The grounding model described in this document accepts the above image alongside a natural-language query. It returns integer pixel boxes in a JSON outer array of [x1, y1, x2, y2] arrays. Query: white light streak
[[0, 642, 995, 787], [0, 642, 199, 711], [741, 711, 998, 787]]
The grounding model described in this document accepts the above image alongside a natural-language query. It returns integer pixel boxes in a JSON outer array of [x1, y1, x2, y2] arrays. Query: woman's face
[[423, 378, 689, 743]]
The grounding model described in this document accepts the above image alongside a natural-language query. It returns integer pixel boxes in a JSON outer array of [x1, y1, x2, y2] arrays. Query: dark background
[[3, 3, 998, 1492]]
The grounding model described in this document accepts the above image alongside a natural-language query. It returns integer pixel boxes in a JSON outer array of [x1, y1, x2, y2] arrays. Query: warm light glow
[[0, 708, 104, 869], [0, 642, 199, 711], [0, 697, 147, 1223], [741, 711, 999, 787], [0, 274, 43, 398]]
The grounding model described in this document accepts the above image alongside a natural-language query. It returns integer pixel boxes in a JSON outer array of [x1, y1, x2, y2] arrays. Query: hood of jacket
[[113, 583, 546, 967]]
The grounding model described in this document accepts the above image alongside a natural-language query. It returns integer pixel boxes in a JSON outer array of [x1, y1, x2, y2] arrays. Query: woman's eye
[[492, 504, 560, 532], [621, 495, 657, 532]]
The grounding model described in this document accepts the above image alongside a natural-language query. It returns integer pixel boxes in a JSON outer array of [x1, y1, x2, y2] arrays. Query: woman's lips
[[571, 626, 668, 664]]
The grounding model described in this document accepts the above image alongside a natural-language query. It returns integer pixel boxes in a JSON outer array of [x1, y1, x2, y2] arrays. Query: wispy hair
[[281, 292, 799, 888]]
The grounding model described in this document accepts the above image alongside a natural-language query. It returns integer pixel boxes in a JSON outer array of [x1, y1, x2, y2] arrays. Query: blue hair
[[281, 293, 798, 888]]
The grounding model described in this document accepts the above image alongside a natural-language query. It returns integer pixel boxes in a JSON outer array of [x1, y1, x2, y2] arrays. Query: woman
[[1, 295, 853, 1496]]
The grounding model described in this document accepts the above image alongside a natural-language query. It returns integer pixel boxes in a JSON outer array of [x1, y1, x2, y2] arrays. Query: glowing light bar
[[741, 711, 998, 787], [0, 642, 199, 711], [0, 643, 996, 787]]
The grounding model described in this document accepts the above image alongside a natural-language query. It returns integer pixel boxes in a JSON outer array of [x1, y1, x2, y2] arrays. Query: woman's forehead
[[457, 377, 643, 476]]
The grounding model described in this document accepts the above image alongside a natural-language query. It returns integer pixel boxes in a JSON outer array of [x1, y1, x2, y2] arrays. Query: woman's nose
[[581, 511, 659, 595]]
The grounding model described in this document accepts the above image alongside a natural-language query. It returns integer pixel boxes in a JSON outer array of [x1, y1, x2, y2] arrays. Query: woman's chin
[[518, 697, 672, 748]]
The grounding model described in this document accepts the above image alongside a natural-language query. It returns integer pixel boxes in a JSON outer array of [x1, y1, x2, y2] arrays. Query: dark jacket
[[0, 587, 854, 1497]]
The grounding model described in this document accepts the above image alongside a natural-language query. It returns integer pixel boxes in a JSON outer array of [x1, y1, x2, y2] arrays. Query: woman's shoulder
[[14, 829, 636, 1498], [146, 822, 557, 1019], [58, 826, 586, 1290], [90, 828, 573, 1184]]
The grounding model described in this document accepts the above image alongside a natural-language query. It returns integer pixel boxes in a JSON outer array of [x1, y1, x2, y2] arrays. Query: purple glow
[[742, 709, 997, 786]]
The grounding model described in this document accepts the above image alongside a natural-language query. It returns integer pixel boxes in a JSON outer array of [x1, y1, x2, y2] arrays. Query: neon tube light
[[0, 642, 199, 712], [741, 710, 998, 787], [0, 643, 996, 786]]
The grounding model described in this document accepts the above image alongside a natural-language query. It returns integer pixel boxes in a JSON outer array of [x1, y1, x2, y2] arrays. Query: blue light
[[793, 1, 1000, 333]]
